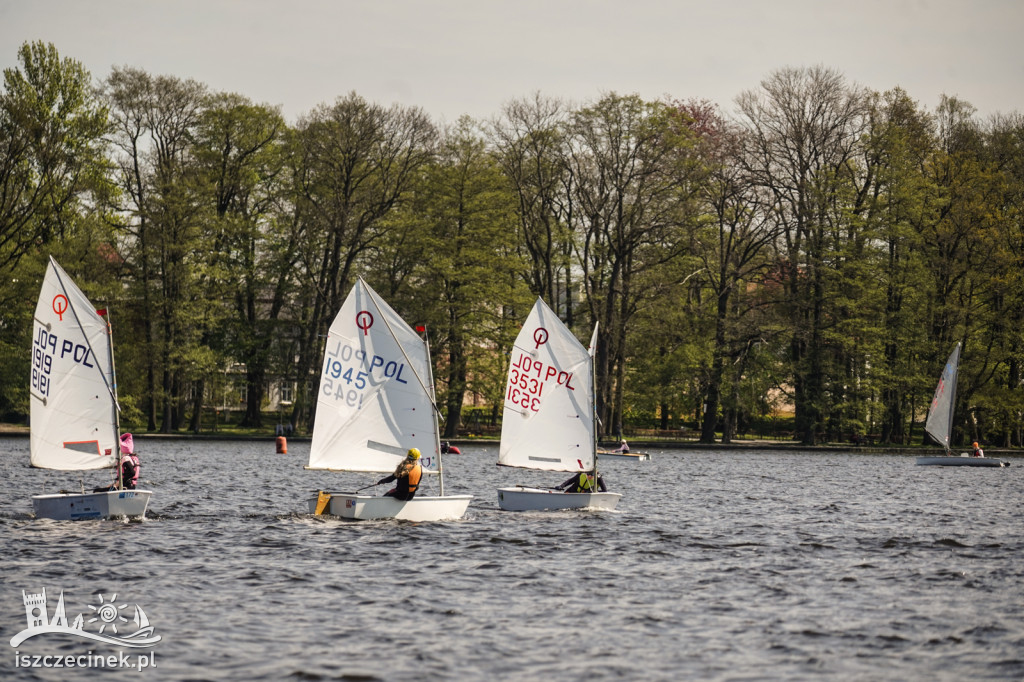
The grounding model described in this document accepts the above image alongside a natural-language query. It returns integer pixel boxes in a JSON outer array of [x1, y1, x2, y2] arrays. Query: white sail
[[30, 257, 118, 470], [924, 342, 960, 453], [308, 278, 439, 473], [498, 298, 594, 472]]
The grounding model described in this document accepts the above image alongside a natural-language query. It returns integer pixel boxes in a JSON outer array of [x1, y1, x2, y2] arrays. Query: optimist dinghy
[[305, 278, 472, 521], [916, 343, 1009, 468], [29, 257, 152, 520], [496, 298, 621, 511]]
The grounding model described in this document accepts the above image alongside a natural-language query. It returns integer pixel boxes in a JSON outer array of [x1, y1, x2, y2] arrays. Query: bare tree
[[736, 66, 870, 444], [565, 93, 702, 433], [489, 93, 575, 317]]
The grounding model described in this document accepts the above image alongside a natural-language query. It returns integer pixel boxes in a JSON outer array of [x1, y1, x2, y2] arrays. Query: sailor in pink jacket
[[118, 432, 141, 489]]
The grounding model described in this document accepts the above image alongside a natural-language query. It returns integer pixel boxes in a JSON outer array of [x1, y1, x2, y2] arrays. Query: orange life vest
[[406, 463, 422, 494]]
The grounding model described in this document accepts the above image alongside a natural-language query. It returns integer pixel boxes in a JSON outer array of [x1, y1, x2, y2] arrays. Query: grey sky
[[2, 0, 1022, 124]]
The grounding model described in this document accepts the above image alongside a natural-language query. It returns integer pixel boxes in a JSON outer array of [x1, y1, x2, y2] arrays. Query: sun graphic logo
[[87, 594, 129, 635]]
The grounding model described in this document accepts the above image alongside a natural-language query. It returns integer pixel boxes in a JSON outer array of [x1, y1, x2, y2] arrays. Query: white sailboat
[[305, 278, 472, 521], [596, 447, 651, 462], [29, 256, 152, 520], [496, 298, 621, 511], [916, 342, 1009, 467]]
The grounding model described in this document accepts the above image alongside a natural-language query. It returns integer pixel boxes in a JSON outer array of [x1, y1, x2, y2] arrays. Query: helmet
[[407, 448, 421, 460], [972, 441, 979, 447]]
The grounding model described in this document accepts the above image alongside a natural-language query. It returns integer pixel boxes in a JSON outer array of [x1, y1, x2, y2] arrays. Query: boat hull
[[597, 451, 651, 461], [915, 456, 1009, 467], [32, 489, 153, 520], [308, 493, 472, 521], [497, 486, 621, 511]]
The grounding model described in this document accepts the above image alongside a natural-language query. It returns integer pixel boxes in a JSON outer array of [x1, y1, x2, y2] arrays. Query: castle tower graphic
[[23, 588, 47, 628]]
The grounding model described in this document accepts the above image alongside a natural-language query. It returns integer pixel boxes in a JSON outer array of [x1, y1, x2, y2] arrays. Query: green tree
[[0, 41, 112, 420], [193, 92, 290, 430], [103, 67, 211, 432], [411, 117, 522, 437], [288, 93, 436, 430], [564, 93, 703, 435]]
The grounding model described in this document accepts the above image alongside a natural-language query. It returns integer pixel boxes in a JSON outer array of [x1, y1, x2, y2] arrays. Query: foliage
[[3, 44, 1024, 445]]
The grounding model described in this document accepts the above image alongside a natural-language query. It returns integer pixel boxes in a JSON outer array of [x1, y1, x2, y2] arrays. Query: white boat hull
[[597, 451, 651, 461], [32, 489, 153, 520], [497, 486, 621, 511], [308, 493, 472, 521], [916, 456, 1009, 467]]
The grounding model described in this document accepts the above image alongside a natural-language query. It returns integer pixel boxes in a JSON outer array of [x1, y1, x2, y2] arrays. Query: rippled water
[[1, 436, 1022, 681]]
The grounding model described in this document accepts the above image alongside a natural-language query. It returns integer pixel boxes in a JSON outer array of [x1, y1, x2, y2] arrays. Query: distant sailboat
[[496, 298, 621, 511], [305, 278, 472, 520], [916, 342, 1009, 467], [29, 256, 152, 519]]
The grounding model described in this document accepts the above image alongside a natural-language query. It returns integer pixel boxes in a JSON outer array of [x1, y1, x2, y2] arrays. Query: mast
[[103, 304, 124, 488], [420, 325, 445, 496], [589, 322, 600, 481]]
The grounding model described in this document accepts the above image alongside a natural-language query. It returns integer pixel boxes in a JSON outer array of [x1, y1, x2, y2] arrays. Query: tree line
[[3, 41, 1023, 447]]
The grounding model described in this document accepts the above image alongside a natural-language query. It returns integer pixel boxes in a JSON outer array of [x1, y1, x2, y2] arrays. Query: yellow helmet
[[407, 448, 421, 459]]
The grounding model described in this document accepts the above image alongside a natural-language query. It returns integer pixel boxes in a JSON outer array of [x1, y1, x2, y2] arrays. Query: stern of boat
[[497, 486, 621, 512], [308, 492, 472, 521], [32, 489, 152, 521]]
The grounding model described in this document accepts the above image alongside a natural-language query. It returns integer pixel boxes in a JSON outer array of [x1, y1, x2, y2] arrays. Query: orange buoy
[[276, 436, 287, 454]]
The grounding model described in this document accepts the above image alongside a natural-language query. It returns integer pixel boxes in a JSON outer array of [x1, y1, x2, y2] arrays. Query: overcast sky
[[2, 0, 1022, 124]]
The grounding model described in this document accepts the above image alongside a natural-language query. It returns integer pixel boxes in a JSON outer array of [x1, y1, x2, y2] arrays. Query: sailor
[[118, 432, 140, 490], [613, 439, 630, 453], [554, 471, 607, 493], [971, 441, 985, 458], [377, 448, 423, 500]]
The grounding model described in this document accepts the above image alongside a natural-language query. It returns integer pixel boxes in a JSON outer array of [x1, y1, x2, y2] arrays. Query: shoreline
[[2, 425, 1018, 456]]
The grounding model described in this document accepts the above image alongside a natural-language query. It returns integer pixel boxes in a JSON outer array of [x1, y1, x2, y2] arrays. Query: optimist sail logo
[[11, 587, 161, 648]]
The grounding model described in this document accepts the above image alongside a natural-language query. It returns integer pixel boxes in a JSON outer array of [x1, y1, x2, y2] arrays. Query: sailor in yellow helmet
[[377, 448, 423, 500]]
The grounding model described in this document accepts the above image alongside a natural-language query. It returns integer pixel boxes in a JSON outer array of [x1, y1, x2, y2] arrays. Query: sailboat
[[496, 298, 621, 511], [29, 256, 153, 520], [916, 342, 1009, 467], [305, 277, 472, 521], [596, 444, 651, 461]]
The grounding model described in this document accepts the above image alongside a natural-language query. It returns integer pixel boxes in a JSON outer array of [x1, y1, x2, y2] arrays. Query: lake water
[[1, 436, 1021, 680]]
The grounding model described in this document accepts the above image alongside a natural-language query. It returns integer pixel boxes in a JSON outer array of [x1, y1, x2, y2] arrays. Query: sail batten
[[498, 298, 594, 472], [30, 257, 118, 471], [308, 278, 440, 473]]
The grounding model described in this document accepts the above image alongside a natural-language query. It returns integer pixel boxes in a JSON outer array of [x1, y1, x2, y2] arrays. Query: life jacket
[[392, 461, 422, 500], [406, 463, 421, 494], [574, 473, 596, 493], [121, 454, 140, 489]]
